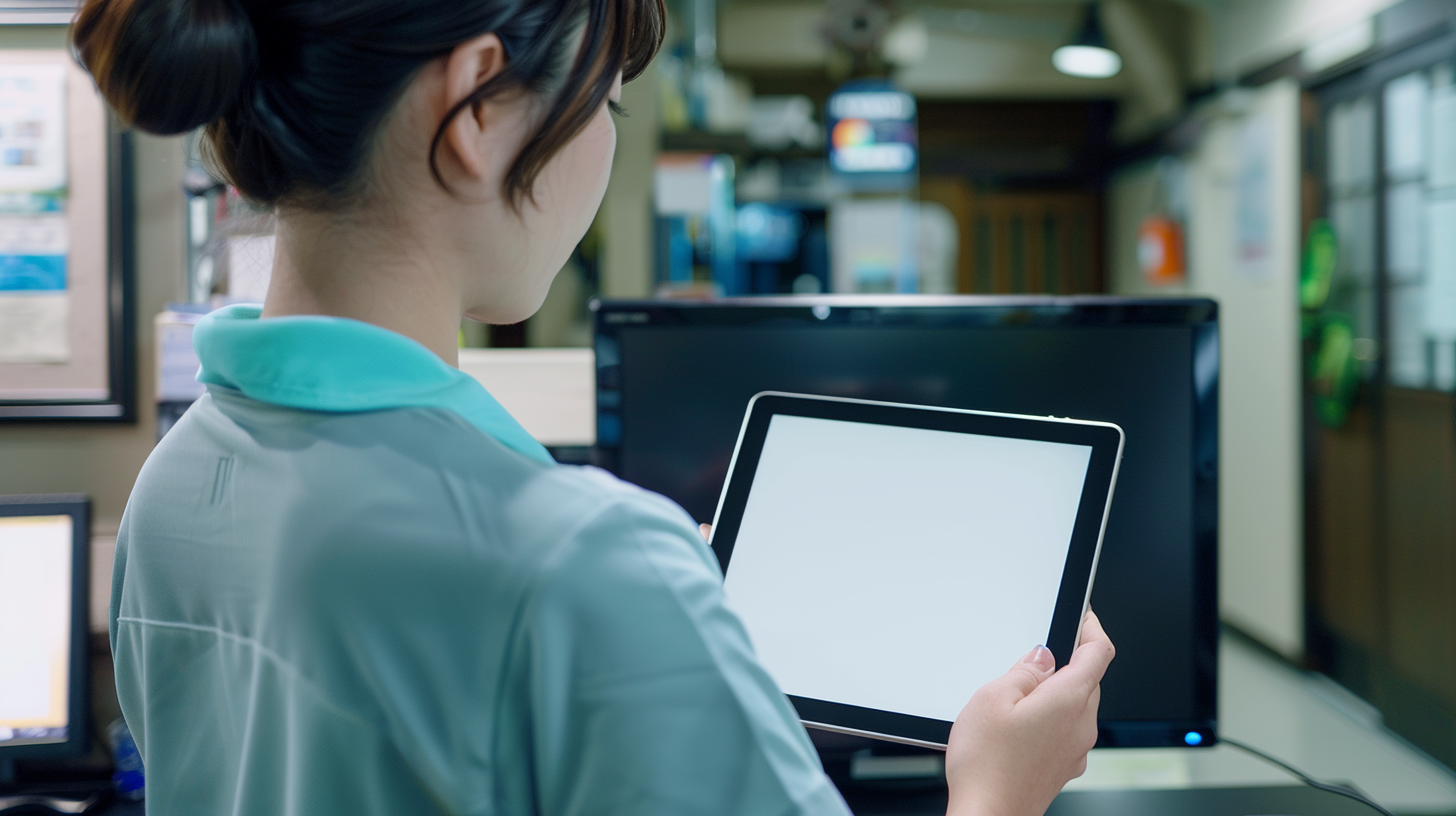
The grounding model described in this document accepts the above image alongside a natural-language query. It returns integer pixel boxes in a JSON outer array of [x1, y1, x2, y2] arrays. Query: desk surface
[[6, 784, 1386, 815], [1046, 786, 1391, 815], [835, 785, 1388, 815]]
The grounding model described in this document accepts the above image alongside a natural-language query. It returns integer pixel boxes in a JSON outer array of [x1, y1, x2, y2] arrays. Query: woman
[[76, 0, 1114, 814]]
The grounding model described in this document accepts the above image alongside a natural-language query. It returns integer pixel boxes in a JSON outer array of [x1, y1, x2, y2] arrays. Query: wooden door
[[921, 177, 1104, 295]]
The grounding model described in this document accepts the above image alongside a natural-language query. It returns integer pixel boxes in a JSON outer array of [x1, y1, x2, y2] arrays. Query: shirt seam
[[114, 615, 380, 735], [420, 403, 555, 467], [203, 378, 463, 412], [205, 385, 553, 467]]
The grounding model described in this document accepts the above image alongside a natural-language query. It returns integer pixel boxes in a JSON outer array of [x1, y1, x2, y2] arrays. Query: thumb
[[995, 645, 1056, 700]]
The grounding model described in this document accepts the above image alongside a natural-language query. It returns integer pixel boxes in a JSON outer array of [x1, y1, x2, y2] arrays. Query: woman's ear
[[441, 32, 509, 181]]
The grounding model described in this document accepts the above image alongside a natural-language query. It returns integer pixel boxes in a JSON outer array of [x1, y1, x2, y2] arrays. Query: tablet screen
[[722, 413, 1093, 723]]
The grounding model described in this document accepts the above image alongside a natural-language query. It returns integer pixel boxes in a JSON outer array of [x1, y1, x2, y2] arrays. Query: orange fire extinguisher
[[1138, 213, 1186, 285]]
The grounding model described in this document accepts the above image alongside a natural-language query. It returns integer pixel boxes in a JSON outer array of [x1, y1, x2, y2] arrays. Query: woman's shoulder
[[513, 463, 709, 562], [128, 392, 715, 591]]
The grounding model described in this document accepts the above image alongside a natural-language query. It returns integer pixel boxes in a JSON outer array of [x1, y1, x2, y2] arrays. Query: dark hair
[[71, 0, 664, 208]]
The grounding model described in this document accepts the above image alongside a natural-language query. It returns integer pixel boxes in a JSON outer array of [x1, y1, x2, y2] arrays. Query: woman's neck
[[261, 210, 464, 366]]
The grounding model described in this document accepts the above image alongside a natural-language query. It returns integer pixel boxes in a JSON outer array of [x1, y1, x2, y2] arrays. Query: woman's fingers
[[1046, 612, 1115, 697], [699, 524, 712, 542], [1079, 609, 1109, 648]]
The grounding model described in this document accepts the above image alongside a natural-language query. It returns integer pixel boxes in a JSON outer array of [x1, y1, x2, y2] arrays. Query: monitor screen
[[0, 514, 75, 747], [593, 298, 1218, 747], [726, 413, 1093, 724]]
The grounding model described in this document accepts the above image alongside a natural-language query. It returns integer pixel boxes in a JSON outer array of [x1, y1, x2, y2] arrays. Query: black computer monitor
[[592, 297, 1218, 748], [0, 495, 90, 784]]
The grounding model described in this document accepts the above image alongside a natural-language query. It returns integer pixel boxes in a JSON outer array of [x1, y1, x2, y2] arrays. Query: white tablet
[[708, 392, 1124, 748]]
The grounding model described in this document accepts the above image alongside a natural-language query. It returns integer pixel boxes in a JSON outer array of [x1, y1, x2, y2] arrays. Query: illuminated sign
[[826, 82, 918, 177]]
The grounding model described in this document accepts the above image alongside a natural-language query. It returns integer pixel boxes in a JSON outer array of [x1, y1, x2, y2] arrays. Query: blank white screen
[[723, 414, 1092, 723], [0, 515, 72, 740]]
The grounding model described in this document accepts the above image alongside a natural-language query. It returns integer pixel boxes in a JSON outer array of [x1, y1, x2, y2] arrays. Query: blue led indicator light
[[1184, 731, 1203, 746]]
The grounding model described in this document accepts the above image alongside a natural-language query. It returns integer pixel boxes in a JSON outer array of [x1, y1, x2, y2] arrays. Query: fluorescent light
[[1053, 44, 1122, 78]]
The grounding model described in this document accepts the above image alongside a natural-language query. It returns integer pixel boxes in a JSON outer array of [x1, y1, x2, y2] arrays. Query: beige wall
[[1107, 80, 1306, 658], [0, 28, 185, 533], [598, 65, 657, 299], [1201, 0, 1405, 80], [1107, 161, 1166, 297]]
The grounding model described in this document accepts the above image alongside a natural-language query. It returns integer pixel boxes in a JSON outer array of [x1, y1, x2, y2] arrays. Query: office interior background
[[6, 0, 1456, 813]]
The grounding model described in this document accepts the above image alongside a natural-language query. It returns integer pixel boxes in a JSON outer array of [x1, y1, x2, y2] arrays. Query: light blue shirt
[[111, 304, 849, 816]]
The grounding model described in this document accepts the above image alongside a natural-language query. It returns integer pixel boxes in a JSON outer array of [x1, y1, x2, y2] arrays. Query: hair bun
[[72, 0, 258, 135]]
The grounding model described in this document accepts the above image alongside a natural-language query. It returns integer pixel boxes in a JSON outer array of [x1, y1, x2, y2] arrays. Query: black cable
[[1219, 736, 1396, 816]]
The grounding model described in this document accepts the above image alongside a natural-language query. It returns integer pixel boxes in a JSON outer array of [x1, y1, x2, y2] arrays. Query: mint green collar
[[193, 304, 555, 466]]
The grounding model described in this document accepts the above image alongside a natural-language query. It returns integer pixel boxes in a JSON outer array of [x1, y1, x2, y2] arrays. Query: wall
[[1107, 161, 1165, 297], [0, 28, 185, 546], [719, 0, 1133, 100], [1107, 80, 1306, 658], [598, 64, 658, 299], [1197, 0, 1406, 80]]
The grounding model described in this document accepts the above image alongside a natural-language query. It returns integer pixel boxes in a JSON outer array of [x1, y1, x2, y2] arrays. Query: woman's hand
[[943, 611, 1115, 816], [700, 524, 712, 542]]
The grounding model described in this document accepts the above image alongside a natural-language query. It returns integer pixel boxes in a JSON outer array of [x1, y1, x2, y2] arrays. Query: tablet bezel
[[708, 391, 1124, 748]]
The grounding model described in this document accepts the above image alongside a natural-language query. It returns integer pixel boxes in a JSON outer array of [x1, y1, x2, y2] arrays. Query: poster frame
[[0, 114, 134, 423]]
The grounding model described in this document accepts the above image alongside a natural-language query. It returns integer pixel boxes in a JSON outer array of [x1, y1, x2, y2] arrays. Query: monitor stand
[[0, 759, 113, 813]]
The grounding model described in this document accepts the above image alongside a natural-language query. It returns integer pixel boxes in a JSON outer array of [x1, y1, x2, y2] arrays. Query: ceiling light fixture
[[1053, 3, 1121, 79]]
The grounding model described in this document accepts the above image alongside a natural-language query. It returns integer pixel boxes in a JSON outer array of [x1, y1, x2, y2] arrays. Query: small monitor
[[0, 494, 89, 782]]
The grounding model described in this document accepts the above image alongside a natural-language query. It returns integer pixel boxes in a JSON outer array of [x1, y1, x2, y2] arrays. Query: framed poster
[[0, 50, 134, 421]]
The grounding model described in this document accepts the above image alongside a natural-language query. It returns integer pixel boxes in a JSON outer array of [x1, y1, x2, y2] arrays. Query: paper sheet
[[0, 293, 66, 362], [1235, 114, 1273, 280], [0, 213, 68, 362], [155, 312, 205, 402], [0, 65, 69, 365], [0, 64, 66, 194], [830, 198, 919, 293]]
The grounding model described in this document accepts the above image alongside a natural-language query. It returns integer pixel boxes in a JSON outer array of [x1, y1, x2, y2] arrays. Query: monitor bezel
[[0, 494, 91, 764], [590, 295, 1220, 749]]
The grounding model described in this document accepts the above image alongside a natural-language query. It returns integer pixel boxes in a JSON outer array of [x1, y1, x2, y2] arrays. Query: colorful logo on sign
[[831, 118, 875, 150], [826, 83, 917, 176]]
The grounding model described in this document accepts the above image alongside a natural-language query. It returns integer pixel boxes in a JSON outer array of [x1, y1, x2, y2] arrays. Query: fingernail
[[1022, 645, 1054, 672]]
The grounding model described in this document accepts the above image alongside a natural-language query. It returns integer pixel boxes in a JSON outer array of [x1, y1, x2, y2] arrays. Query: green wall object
[[1301, 218, 1338, 313], [1311, 313, 1359, 428]]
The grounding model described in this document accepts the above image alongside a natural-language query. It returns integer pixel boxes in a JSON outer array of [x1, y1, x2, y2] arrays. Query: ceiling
[[718, 0, 1205, 138]]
